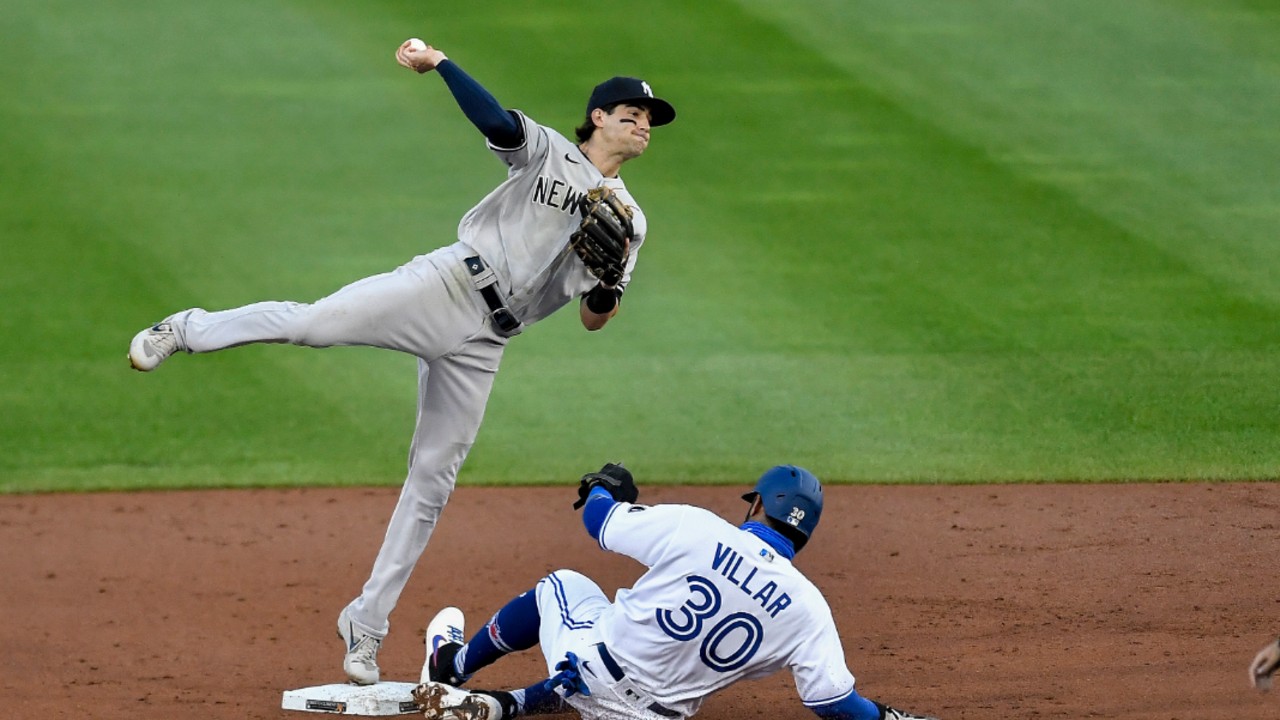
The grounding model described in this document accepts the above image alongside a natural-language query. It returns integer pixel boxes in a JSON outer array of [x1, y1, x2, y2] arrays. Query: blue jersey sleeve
[[435, 59, 523, 148], [581, 486, 616, 540]]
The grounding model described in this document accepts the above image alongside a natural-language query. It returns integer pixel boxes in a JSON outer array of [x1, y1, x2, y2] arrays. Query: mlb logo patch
[[787, 507, 806, 526]]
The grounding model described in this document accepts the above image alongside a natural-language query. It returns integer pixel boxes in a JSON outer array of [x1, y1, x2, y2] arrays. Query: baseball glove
[[570, 187, 633, 287], [572, 462, 638, 509]]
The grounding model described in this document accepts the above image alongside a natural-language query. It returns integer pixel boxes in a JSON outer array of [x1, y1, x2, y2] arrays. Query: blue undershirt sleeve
[[435, 59, 523, 148], [810, 692, 881, 720], [581, 486, 616, 540]]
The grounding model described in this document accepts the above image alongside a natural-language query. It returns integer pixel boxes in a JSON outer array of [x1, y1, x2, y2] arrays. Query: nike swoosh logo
[[430, 625, 463, 653], [564, 153, 580, 164], [581, 660, 595, 676]]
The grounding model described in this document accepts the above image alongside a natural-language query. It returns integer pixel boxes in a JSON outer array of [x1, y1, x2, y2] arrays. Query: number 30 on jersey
[[655, 575, 764, 672]]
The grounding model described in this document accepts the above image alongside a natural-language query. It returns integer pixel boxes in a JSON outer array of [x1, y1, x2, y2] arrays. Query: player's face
[[599, 104, 653, 158]]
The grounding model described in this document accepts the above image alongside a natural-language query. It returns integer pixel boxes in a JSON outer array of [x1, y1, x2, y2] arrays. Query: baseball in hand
[[406, 38, 427, 52]]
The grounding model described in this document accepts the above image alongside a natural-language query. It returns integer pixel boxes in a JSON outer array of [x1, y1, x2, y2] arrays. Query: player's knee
[[535, 570, 583, 599], [403, 455, 463, 507], [534, 570, 583, 609], [540, 569, 605, 599], [408, 442, 469, 478], [548, 569, 586, 583], [402, 476, 454, 514]]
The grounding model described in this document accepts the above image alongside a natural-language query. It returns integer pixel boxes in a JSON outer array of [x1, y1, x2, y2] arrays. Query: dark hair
[[575, 102, 622, 143], [764, 516, 810, 553]]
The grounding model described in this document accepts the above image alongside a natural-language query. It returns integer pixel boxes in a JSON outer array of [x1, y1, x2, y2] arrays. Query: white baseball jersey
[[458, 110, 646, 325], [595, 503, 856, 714]]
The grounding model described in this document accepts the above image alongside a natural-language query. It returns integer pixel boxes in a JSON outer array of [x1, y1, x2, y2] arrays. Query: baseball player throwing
[[412, 464, 940, 720], [127, 37, 675, 685]]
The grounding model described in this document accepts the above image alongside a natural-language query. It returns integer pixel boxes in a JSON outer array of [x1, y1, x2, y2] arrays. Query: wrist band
[[585, 285, 620, 314]]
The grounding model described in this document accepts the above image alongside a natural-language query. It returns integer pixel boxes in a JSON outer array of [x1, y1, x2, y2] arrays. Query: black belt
[[594, 643, 680, 718], [463, 255, 521, 334]]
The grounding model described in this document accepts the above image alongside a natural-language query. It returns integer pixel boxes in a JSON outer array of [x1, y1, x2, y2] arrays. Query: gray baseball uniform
[[163, 109, 646, 638], [129, 57, 677, 685]]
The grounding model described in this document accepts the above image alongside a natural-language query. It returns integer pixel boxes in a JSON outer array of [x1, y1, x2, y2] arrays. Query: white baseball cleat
[[423, 606, 467, 684], [412, 683, 504, 720], [337, 608, 382, 685], [128, 322, 180, 371]]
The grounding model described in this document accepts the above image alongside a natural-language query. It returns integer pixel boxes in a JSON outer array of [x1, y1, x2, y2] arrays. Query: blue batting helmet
[[742, 465, 823, 544]]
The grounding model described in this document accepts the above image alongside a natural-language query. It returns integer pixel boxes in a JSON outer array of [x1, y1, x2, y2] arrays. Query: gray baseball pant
[[169, 242, 509, 637]]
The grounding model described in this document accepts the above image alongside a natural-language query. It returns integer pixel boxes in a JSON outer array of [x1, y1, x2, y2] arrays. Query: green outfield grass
[[2, 0, 1278, 491]]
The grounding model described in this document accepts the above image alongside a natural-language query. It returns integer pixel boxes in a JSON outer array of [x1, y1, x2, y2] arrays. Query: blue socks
[[449, 581, 571, 717], [457, 588, 542, 677]]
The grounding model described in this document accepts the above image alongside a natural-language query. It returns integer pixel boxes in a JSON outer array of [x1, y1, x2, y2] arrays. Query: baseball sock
[[458, 589, 541, 677]]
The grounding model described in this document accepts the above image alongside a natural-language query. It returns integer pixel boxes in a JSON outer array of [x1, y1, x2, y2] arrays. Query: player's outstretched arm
[[394, 38, 522, 147]]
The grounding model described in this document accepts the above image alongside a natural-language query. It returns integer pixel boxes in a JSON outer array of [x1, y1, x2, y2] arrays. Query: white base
[[282, 682, 419, 715]]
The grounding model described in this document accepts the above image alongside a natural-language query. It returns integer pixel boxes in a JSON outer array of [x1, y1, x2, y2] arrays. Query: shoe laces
[[349, 634, 381, 668], [147, 324, 179, 354]]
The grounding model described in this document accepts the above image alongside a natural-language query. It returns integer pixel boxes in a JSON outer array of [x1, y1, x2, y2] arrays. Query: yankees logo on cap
[[587, 77, 676, 126]]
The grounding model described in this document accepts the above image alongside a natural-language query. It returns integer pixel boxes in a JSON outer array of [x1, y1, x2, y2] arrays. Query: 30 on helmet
[[742, 465, 823, 543]]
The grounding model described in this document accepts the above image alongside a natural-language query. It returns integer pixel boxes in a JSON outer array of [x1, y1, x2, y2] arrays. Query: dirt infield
[[4, 482, 1278, 719]]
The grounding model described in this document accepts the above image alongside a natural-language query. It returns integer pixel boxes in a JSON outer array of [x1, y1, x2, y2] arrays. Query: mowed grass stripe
[[732, 0, 1280, 302], [0, 0, 434, 489], [3, 0, 1277, 489], [695, 0, 1280, 478]]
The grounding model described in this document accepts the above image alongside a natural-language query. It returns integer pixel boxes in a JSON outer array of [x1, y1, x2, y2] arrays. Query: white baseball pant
[[535, 570, 690, 720]]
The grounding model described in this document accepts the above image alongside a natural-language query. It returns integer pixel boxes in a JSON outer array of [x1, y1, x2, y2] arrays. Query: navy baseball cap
[[587, 76, 676, 126]]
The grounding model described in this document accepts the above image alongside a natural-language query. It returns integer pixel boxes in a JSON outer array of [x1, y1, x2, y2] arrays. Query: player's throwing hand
[[396, 38, 446, 74]]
